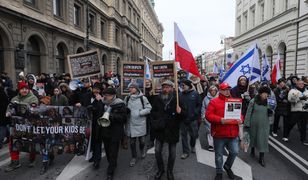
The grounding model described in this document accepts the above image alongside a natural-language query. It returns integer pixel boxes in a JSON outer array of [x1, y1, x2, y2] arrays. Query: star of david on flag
[[221, 44, 261, 88]]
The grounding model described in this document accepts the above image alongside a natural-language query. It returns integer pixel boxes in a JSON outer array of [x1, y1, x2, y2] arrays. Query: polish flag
[[271, 53, 282, 84], [174, 23, 201, 78]]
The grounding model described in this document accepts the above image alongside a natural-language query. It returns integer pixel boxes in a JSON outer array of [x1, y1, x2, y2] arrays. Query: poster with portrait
[[10, 104, 91, 156], [67, 49, 102, 79], [151, 61, 176, 95], [224, 98, 242, 119], [121, 62, 145, 95]]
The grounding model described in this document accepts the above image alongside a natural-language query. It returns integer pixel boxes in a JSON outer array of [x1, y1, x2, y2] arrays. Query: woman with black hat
[[244, 86, 272, 167]]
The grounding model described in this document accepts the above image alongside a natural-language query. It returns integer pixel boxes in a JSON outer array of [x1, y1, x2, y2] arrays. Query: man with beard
[[98, 87, 127, 180], [179, 79, 201, 159], [285, 80, 308, 145], [231, 75, 251, 116], [151, 80, 186, 180]]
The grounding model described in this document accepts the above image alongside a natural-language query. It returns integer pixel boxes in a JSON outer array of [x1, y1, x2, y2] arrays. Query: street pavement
[[0, 122, 307, 180]]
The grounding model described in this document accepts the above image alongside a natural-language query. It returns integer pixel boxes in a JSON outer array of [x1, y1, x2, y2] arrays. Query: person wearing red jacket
[[205, 82, 243, 180]]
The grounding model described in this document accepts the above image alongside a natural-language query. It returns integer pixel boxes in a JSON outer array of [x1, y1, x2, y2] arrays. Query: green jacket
[[50, 94, 69, 106], [11, 92, 39, 105]]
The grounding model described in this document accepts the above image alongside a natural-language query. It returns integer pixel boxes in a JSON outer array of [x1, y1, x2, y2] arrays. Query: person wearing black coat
[[231, 75, 251, 116], [0, 80, 10, 149], [272, 78, 290, 137], [92, 87, 127, 180], [150, 80, 186, 180]]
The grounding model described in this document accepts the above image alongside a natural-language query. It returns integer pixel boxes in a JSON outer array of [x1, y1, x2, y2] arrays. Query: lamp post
[[85, 0, 90, 51], [220, 35, 226, 69]]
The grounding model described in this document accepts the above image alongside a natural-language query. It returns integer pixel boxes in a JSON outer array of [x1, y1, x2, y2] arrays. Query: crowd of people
[[0, 71, 307, 180]]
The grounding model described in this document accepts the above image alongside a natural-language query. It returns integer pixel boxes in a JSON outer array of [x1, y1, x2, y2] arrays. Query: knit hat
[[128, 82, 139, 89], [92, 82, 103, 90], [102, 87, 116, 95], [18, 81, 29, 90], [181, 79, 193, 88], [258, 86, 271, 95], [277, 78, 286, 84]]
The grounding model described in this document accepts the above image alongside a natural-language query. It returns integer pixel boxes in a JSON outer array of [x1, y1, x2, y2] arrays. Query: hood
[[129, 91, 144, 101]]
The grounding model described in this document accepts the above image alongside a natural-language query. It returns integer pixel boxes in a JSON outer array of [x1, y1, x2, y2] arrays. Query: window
[[272, 0, 276, 17], [237, 16, 241, 35], [122, 0, 126, 15], [285, 0, 289, 10], [53, 0, 62, 17], [250, 7, 255, 28], [260, 3, 265, 22], [100, 20, 107, 40], [128, 7, 131, 20], [74, 4, 81, 26], [89, 13, 96, 34], [115, 27, 120, 46], [133, 13, 136, 24], [243, 12, 247, 32], [24, 0, 36, 7]]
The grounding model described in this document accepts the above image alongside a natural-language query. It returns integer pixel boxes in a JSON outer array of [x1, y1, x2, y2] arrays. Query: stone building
[[0, 0, 163, 83], [233, 0, 308, 77]]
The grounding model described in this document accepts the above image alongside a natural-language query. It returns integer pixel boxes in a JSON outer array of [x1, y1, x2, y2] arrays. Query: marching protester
[[71, 78, 93, 108], [124, 82, 152, 167], [50, 87, 69, 106], [179, 79, 201, 159], [5, 81, 39, 172], [99, 87, 127, 180], [150, 80, 186, 180], [89, 82, 104, 168], [201, 85, 219, 151], [272, 78, 290, 137], [231, 75, 251, 116], [206, 82, 242, 180], [244, 86, 272, 167], [284, 80, 308, 145], [145, 79, 155, 149], [0, 80, 10, 149]]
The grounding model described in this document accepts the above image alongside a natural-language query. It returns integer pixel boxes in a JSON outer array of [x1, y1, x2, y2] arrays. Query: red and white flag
[[271, 53, 282, 84], [174, 23, 201, 78]]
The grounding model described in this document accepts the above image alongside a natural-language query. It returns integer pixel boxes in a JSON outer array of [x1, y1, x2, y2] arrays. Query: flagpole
[[174, 61, 179, 107]]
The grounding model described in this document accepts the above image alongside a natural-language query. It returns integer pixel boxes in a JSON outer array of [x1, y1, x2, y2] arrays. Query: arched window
[[116, 57, 120, 75], [26, 36, 41, 74], [101, 54, 107, 74], [278, 43, 287, 77], [0, 34, 4, 72], [56, 43, 68, 73], [76, 47, 84, 53], [266, 46, 273, 69]]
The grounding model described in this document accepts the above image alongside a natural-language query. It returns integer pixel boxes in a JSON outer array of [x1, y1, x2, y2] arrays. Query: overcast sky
[[155, 0, 236, 59]]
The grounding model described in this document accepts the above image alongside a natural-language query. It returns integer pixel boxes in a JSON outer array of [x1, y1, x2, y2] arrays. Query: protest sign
[[10, 104, 90, 155], [121, 62, 145, 95], [151, 61, 176, 94], [67, 49, 101, 79], [224, 98, 242, 119]]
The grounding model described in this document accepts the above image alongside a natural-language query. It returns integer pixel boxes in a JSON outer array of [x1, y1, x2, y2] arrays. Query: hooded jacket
[[180, 89, 201, 123], [124, 92, 152, 137]]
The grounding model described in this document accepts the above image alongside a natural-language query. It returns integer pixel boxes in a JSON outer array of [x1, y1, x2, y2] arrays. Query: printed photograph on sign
[[151, 61, 176, 94], [60, 106, 74, 117], [121, 62, 145, 95], [67, 49, 102, 79]]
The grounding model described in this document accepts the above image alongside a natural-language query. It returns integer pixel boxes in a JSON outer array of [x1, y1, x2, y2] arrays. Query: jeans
[[180, 120, 198, 153], [155, 140, 176, 171], [213, 137, 239, 174], [130, 136, 145, 158]]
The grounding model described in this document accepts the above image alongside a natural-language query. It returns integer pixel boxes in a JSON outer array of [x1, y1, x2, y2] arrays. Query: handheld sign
[[121, 62, 145, 95]]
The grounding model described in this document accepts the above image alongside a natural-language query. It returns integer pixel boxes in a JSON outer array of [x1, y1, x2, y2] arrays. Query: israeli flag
[[261, 54, 271, 82], [145, 57, 151, 80], [221, 44, 261, 88]]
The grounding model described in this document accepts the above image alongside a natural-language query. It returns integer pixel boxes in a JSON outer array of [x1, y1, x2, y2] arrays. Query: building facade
[[233, 0, 308, 78], [0, 0, 163, 83]]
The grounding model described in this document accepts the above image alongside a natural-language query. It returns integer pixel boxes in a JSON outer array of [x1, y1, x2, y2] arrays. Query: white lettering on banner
[[15, 124, 86, 134]]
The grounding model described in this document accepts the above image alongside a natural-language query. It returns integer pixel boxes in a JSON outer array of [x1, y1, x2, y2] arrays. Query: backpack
[[126, 95, 145, 109]]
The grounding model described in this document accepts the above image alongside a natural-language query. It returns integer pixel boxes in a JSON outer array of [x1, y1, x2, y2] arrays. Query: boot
[[141, 148, 147, 159], [223, 164, 235, 180], [93, 160, 100, 169], [250, 147, 255, 158], [259, 153, 265, 167], [154, 170, 164, 180], [214, 173, 222, 180], [5, 160, 21, 172], [40, 162, 48, 175], [167, 170, 174, 180]]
